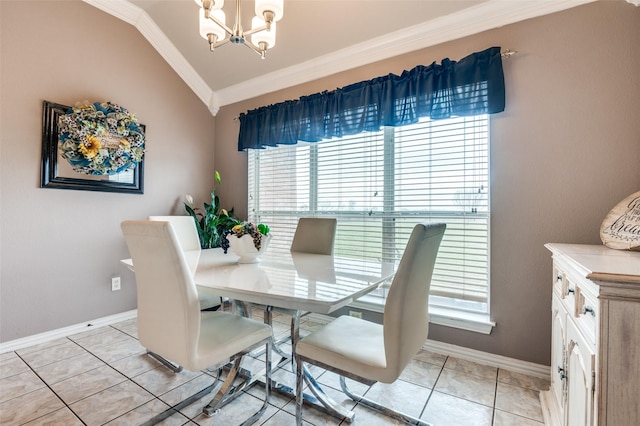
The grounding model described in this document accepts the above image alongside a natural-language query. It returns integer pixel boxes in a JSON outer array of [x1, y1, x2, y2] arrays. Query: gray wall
[[0, 1, 217, 341], [213, 1, 640, 365], [1, 0, 638, 365]]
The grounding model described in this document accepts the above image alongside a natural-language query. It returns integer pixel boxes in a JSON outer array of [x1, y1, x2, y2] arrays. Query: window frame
[[248, 115, 495, 333]]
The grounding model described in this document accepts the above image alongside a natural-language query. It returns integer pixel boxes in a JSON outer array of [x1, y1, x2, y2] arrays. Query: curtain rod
[[233, 48, 517, 121]]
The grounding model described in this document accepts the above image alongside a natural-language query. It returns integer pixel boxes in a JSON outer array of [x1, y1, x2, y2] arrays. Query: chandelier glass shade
[[195, 0, 284, 59]]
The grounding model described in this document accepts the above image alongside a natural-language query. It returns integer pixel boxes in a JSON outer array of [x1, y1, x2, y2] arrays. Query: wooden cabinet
[[550, 294, 567, 422], [565, 318, 595, 426], [540, 244, 640, 426]]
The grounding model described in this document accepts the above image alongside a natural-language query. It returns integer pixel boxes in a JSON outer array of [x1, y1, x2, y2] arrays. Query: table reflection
[[229, 264, 272, 292]]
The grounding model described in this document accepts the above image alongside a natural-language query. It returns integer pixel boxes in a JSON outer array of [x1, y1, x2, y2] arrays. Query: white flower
[[186, 194, 194, 206]]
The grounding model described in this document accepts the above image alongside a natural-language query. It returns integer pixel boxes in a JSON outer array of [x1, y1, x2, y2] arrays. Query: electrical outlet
[[111, 277, 121, 291], [349, 310, 362, 319]]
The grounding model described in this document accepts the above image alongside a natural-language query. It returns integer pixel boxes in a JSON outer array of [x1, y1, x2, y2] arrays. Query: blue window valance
[[238, 46, 505, 151]]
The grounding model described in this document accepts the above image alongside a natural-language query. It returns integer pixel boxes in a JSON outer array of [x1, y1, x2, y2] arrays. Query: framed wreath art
[[40, 100, 146, 194]]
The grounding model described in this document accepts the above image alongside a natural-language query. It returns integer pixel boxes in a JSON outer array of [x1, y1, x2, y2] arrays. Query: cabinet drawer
[[553, 264, 576, 313], [553, 265, 564, 294], [560, 277, 577, 320], [573, 284, 597, 347], [554, 260, 598, 348]]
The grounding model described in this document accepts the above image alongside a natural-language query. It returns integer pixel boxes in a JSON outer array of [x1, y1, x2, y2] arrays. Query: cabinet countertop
[[545, 243, 640, 284]]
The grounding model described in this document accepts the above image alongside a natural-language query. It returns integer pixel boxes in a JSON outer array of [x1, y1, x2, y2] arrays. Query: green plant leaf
[[184, 204, 197, 218], [181, 171, 239, 249], [257, 223, 270, 235]]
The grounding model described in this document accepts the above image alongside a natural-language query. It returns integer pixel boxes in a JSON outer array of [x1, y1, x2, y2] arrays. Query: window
[[248, 115, 492, 331]]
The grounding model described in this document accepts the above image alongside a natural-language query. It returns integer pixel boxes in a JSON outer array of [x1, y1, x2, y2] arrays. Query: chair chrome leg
[[141, 344, 272, 426], [203, 356, 244, 416], [339, 376, 432, 426], [302, 364, 355, 422], [294, 317, 355, 424], [140, 381, 219, 425], [147, 351, 183, 373]]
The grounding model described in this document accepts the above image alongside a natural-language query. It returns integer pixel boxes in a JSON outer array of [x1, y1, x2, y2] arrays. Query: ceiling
[[84, 0, 596, 115]]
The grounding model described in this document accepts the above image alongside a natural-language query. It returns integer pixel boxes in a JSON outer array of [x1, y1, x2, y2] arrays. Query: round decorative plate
[[600, 190, 640, 251]]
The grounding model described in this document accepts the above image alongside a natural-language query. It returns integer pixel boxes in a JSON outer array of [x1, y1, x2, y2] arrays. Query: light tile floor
[[0, 308, 549, 425]]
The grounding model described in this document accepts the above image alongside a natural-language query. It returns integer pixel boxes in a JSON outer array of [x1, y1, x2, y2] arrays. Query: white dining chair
[[273, 218, 338, 334], [148, 215, 223, 311], [290, 217, 337, 255], [121, 220, 272, 424], [148, 215, 201, 251], [294, 222, 446, 426]]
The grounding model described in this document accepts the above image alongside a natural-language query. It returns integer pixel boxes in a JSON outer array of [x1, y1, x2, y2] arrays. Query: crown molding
[[83, 0, 218, 115], [82, 0, 141, 25], [215, 0, 596, 107], [85, 0, 596, 115]]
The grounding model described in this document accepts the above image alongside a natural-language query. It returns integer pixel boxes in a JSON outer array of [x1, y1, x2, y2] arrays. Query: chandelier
[[194, 0, 284, 59]]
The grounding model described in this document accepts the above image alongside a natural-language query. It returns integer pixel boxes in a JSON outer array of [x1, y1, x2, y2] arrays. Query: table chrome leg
[[295, 353, 304, 426], [238, 340, 272, 426], [263, 306, 292, 362], [244, 306, 362, 423]]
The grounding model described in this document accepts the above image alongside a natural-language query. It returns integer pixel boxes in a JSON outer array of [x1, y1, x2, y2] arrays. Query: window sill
[[349, 298, 495, 335], [428, 306, 495, 334]]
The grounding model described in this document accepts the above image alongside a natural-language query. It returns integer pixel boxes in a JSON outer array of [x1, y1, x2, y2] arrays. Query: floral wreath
[[58, 101, 145, 176]]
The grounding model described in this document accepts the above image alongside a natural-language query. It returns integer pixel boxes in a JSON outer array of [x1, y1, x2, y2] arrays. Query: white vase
[[228, 233, 272, 264]]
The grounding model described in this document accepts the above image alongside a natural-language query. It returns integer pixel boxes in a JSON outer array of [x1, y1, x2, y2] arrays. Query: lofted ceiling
[[84, 0, 596, 115]]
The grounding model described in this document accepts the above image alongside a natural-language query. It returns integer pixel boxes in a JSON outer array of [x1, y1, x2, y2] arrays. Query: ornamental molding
[[82, 0, 218, 115], [84, 0, 596, 116]]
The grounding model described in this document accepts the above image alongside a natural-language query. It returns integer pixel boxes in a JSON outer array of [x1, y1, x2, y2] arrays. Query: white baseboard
[[0, 310, 137, 354], [422, 339, 550, 379]]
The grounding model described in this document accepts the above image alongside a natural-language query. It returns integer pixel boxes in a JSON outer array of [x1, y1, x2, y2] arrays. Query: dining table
[[121, 247, 395, 422]]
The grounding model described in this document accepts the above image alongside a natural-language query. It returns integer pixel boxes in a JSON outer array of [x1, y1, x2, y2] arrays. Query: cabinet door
[[566, 319, 595, 426], [551, 294, 567, 419]]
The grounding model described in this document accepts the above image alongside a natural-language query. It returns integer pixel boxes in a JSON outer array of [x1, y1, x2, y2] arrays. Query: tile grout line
[[13, 339, 88, 425], [8, 318, 547, 425], [491, 367, 499, 426], [25, 326, 171, 425], [417, 354, 448, 422]]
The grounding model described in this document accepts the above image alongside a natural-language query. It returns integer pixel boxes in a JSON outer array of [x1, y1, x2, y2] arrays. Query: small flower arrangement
[[58, 101, 145, 176], [225, 222, 271, 252]]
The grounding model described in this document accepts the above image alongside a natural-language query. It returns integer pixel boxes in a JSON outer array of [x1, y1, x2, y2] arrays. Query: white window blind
[[248, 115, 490, 314]]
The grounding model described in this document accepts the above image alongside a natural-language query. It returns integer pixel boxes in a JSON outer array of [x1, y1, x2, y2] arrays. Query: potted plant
[[184, 171, 240, 249]]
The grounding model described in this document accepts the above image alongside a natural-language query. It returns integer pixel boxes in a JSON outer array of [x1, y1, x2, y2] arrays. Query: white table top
[[122, 248, 394, 314]]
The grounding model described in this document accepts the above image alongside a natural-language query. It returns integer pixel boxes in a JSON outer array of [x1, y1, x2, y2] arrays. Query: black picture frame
[[40, 100, 145, 194]]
